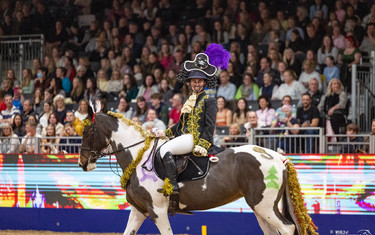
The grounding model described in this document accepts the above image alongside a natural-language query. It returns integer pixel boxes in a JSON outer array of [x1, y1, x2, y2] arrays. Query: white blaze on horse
[[79, 112, 318, 235]]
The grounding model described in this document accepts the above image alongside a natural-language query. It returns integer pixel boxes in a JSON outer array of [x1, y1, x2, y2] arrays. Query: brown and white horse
[[79, 112, 318, 235]]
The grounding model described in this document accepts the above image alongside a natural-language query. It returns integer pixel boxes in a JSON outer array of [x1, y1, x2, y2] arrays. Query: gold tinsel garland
[[106, 112, 169, 189], [286, 161, 319, 235], [160, 178, 173, 196]]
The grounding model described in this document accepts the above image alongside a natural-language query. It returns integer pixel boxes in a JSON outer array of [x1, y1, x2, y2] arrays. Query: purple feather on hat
[[204, 43, 231, 70]]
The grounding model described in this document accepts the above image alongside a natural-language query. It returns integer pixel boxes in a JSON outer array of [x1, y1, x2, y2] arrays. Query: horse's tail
[[283, 161, 319, 235]]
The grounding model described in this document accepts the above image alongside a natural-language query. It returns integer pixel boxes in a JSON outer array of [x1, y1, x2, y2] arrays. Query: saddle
[[152, 146, 212, 182]]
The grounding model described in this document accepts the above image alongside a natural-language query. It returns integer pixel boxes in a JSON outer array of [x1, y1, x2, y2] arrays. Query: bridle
[[79, 123, 146, 165]]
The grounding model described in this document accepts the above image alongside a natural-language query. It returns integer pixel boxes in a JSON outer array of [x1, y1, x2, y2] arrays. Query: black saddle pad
[[153, 146, 211, 182]]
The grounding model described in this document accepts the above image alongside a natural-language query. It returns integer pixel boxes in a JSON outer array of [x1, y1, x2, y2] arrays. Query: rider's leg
[[159, 134, 194, 192]]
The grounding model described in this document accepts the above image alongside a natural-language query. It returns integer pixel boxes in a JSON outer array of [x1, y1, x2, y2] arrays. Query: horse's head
[[79, 114, 116, 171]]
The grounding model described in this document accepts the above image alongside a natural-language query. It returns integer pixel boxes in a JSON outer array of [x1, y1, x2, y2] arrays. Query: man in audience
[[297, 93, 320, 153], [306, 78, 323, 107], [168, 93, 183, 127], [340, 123, 364, 153], [60, 123, 81, 153], [150, 93, 169, 126], [217, 71, 237, 101], [19, 121, 42, 153], [21, 99, 38, 123], [65, 110, 83, 136], [255, 57, 280, 88], [0, 94, 21, 126]]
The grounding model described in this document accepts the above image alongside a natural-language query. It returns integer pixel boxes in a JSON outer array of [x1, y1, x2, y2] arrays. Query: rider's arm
[[198, 97, 217, 150]]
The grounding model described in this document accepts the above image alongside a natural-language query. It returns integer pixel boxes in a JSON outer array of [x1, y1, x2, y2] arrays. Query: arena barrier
[[0, 153, 374, 234]]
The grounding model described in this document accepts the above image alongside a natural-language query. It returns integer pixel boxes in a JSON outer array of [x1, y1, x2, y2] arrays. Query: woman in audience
[[43, 113, 64, 137], [12, 114, 25, 137], [96, 69, 109, 93], [272, 69, 306, 100], [158, 43, 173, 70], [317, 35, 339, 67], [216, 96, 232, 127], [221, 123, 246, 149], [159, 78, 173, 103], [259, 72, 279, 98], [283, 48, 302, 76], [256, 95, 275, 127], [323, 55, 340, 89], [64, 56, 76, 81], [75, 100, 92, 121], [50, 77, 66, 97], [41, 124, 60, 154], [44, 55, 57, 76], [32, 87, 44, 115], [318, 78, 348, 137], [70, 77, 85, 103], [39, 101, 53, 132], [299, 59, 322, 90], [53, 94, 68, 124], [232, 98, 251, 126], [234, 73, 260, 101], [27, 115, 43, 135], [137, 74, 159, 102], [116, 96, 133, 119], [119, 73, 139, 102], [107, 69, 124, 96], [84, 77, 101, 104], [21, 68, 34, 95], [0, 123, 20, 153], [132, 96, 149, 123]]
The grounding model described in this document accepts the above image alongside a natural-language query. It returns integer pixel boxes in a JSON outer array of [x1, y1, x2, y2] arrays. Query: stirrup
[[168, 192, 180, 216]]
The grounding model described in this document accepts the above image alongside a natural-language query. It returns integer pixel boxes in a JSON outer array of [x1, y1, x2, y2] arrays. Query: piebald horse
[[79, 112, 318, 235]]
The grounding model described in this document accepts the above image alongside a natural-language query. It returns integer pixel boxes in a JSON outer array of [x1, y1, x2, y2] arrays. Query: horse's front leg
[[153, 206, 173, 235], [123, 205, 147, 235]]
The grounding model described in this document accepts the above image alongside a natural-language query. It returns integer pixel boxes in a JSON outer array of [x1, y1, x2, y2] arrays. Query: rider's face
[[190, 78, 205, 94]]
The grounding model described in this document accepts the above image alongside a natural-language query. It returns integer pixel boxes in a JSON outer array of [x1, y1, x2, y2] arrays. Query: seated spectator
[[259, 72, 279, 99], [75, 100, 93, 121], [318, 78, 348, 138], [59, 123, 81, 154], [19, 121, 42, 154], [116, 96, 133, 120], [41, 124, 60, 154], [299, 59, 322, 90], [323, 56, 340, 89], [234, 73, 260, 101], [132, 96, 149, 124], [273, 104, 300, 153], [0, 94, 21, 126], [137, 74, 159, 102], [142, 109, 166, 130], [70, 77, 85, 104], [96, 69, 109, 93], [305, 78, 324, 108], [21, 68, 34, 95], [227, 61, 242, 88], [360, 23, 375, 52], [272, 95, 297, 127], [332, 25, 346, 51], [283, 48, 302, 76], [168, 93, 183, 127], [53, 94, 68, 124], [0, 123, 20, 153], [221, 123, 246, 149], [12, 114, 25, 137], [65, 111, 83, 136], [21, 99, 38, 124], [256, 95, 275, 127], [216, 96, 232, 127], [1, 78, 14, 97], [159, 78, 174, 104], [363, 119, 375, 153], [255, 57, 280, 88], [217, 71, 236, 101], [297, 93, 321, 153], [340, 123, 364, 153], [119, 73, 139, 102], [38, 101, 53, 131], [42, 113, 64, 137], [107, 69, 123, 95], [244, 111, 264, 131], [150, 93, 168, 126], [33, 87, 44, 115], [287, 29, 305, 54], [0, 90, 6, 112], [55, 67, 72, 95], [84, 77, 102, 104], [317, 35, 339, 66], [232, 98, 251, 126], [272, 69, 306, 100]]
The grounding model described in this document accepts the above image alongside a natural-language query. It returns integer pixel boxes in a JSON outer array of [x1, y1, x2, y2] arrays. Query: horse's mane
[[107, 111, 153, 139]]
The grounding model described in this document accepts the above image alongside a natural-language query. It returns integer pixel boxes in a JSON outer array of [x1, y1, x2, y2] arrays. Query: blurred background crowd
[[0, 0, 375, 154]]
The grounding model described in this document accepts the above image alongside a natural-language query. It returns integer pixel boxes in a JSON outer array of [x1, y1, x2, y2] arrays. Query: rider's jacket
[[165, 91, 217, 155]]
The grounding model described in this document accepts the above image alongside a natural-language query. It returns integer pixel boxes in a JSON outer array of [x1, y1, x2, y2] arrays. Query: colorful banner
[[0, 154, 374, 215]]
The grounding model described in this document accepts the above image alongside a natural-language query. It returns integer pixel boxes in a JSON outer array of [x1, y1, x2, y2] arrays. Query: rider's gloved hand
[[193, 145, 208, 156], [152, 128, 165, 138]]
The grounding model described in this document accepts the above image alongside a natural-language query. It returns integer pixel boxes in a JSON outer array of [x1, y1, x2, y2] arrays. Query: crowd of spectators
[[1, 0, 374, 154]]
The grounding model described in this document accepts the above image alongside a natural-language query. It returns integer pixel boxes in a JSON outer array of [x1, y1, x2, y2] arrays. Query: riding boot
[[158, 152, 179, 213]]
